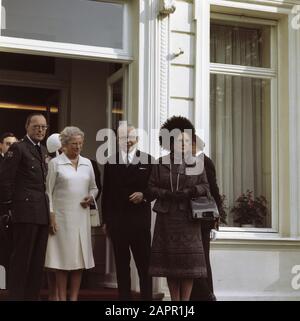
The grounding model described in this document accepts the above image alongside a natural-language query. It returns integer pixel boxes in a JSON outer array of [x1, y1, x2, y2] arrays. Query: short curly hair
[[159, 116, 196, 151], [60, 126, 84, 146]]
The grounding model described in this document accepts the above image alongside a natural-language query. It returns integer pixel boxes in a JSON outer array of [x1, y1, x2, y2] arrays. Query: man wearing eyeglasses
[[0, 113, 50, 300], [102, 123, 153, 301]]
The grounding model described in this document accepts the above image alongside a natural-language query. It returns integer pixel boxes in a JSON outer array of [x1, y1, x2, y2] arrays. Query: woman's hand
[[80, 196, 93, 208], [129, 192, 144, 204], [49, 213, 58, 235]]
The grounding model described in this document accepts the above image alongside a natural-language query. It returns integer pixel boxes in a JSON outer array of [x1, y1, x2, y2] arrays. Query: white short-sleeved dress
[[45, 153, 98, 270]]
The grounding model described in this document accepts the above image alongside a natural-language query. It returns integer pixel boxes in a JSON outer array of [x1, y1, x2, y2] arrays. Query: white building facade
[[0, 0, 300, 300]]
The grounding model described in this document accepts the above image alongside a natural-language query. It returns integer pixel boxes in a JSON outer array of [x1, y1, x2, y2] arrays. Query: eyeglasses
[[32, 125, 48, 131]]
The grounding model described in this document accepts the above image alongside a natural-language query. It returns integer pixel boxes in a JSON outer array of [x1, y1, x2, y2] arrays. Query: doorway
[[0, 85, 59, 140], [0, 51, 128, 292]]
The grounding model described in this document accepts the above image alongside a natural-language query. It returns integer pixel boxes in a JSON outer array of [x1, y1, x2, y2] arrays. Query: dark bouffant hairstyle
[[159, 116, 196, 151]]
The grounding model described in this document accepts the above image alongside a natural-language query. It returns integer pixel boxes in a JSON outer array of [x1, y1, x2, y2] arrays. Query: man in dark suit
[[0, 113, 50, 300], [102, 124, 153, 300], [0, 132, 18, 166], [190, 136, 222, 301], [0, 132, 18, 288]]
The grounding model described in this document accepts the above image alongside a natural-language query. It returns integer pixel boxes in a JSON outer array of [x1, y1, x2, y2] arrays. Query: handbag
[[90, 195, 101, 227], [190, 194, 219, 221]]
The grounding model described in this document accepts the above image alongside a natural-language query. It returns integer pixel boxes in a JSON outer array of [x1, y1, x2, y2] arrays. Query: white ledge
[[211, 231, 300, 247]]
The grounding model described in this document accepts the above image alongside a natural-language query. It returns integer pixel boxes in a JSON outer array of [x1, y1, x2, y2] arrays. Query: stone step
[[0, 288, 164, 301]]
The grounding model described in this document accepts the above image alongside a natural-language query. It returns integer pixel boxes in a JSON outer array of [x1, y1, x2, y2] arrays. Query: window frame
[[0, 0, 133, 62], [209, 12, 279, 233]]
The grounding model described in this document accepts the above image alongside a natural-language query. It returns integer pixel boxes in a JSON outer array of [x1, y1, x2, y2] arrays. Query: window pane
[[210, 22, 271, 68], [210, 74, 271, 228], [1, 0, 124, 49]]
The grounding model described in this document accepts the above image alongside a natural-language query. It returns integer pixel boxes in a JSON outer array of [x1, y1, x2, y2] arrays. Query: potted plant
[[230, 190, 268, 227]]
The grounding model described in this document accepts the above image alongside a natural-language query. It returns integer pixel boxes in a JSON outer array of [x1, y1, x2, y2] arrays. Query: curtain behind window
[[210, 24, 271, 227]]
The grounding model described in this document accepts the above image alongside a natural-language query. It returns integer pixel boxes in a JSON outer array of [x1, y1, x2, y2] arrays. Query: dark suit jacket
[[202, 154, 222, 230], [0, 136, 49, 225], [204, 155, 222, 211], [101, 150, 153, 232]]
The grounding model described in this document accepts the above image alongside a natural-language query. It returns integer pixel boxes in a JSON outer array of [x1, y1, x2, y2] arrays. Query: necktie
[[35, 144, 46, 182], [35, 144, 42, 158]]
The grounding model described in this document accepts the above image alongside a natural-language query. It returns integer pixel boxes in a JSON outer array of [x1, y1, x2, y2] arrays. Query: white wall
[[169, 0, 195, 120], [211, 242, 300, 300]]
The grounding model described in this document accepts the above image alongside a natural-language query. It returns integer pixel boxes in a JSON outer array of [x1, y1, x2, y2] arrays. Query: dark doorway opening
[[0, 85, 59, 141]]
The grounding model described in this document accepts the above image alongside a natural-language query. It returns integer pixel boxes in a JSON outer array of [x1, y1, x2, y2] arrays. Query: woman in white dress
[[45, 126, 98, 301]]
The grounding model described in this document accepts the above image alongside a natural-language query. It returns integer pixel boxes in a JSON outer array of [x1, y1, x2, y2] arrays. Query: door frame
[[106, 65, 129, 130], [0, 69, 69, 131]]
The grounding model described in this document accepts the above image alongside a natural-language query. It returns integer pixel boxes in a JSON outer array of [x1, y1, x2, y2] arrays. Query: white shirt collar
[[27, 134, 40, 146], [121, 147, 137, 164], [57, 153, 90, 166], [195, 151, 204, 157]]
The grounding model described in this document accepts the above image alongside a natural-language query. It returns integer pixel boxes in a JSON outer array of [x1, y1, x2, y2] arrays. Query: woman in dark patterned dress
[[146, 116, 209, 301]]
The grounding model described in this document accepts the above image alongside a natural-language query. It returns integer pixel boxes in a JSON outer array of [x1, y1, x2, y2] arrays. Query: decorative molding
[[158, 0, 176, 16], [159, 14, 169, 125], [210, 63, 277, 79], [218, 0, 299, 9], [209, 0, 292, 14]]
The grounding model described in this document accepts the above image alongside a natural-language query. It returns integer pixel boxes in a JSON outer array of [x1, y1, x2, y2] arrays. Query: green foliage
[[230, 190, 268, 227]]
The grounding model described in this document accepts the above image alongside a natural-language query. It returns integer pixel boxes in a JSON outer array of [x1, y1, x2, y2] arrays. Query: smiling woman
[[45, 125, 98, 301]]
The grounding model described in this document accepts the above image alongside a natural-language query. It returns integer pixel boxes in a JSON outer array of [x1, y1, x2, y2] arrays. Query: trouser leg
[[111, 232, 132, 300], [25, 225, 48, 300], [130, 228, 152, 300], [8, 224, 48, 301]]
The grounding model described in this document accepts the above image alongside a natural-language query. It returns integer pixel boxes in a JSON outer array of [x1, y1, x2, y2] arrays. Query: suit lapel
[[24, 136, 42, 161], [127, 150, 141, 173]]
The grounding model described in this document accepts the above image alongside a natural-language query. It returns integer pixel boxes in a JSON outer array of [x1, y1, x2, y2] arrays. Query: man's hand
[[129, 192, 144, 204], [80, 196, 93, 208], [49, 213, 58, 235]]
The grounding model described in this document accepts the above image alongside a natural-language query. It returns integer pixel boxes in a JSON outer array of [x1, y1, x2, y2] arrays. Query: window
[[209, 16, 277, 229], [0, 0, 132, 61], [1, 0, 124, 49]]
